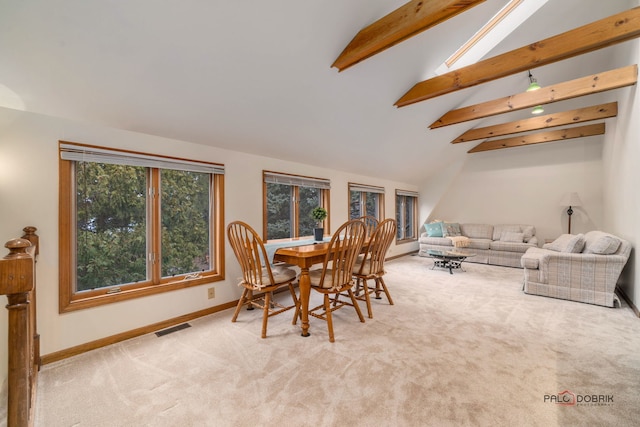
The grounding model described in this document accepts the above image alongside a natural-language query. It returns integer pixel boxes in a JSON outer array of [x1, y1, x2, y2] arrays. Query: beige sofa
[[418, 223, 538, 268], [521, 231, 631, 307]]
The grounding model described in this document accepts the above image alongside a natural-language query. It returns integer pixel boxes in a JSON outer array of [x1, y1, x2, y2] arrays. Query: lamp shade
[[527, 81, 541, 91], [560, 192, 582, 207], [531, 105, 544, 114]]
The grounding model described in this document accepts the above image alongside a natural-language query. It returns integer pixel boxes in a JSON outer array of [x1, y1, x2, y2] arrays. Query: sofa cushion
[[583, 231, 621, 255], [467, 238, 491, 250], [543, 234, 585, 253], [490, 240, 533, 253], [425, 222, 444, 237], [500, 231, 524, 243], [460, 224, 493, 240], [442, 222, 462, 237], [419, 236, 453, 247]]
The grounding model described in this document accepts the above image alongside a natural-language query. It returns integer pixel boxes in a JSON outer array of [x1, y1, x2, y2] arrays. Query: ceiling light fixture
[[531, 106, 545, 115], [527, 70, 544, 115], [527, 71, 540, 92]]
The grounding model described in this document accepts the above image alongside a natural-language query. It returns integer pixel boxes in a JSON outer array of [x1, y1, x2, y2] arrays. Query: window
[[396, 190, 418, 242], [59, 141, 225, 312], [263, 171, 330, 241], [349, 183, 384, 220]]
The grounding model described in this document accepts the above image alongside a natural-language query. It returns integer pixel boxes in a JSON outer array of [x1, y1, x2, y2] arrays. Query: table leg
[[298, 267, 311, 337]]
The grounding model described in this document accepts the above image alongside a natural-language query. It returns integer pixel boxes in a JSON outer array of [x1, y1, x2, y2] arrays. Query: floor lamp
[[560, 192, 582, 234]]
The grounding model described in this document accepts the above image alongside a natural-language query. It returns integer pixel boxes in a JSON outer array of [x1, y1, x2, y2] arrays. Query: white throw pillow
[[583, 231, 621, 255], [544, 234, 585, 253], [493, 225, 521, 241], [521, 226, 535, 242], [500, 231, 524, 243]]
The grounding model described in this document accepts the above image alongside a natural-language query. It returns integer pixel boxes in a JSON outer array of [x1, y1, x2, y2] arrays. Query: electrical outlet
[[207, 287, 215, 299]]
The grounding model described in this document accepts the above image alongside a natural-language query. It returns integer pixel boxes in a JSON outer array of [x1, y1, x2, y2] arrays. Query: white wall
[[0, 107, 418, 385], [602, 22, 640, 307], [419, 136, 605, 242]]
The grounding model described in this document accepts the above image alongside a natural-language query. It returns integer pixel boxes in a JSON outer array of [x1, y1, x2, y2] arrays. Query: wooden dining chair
[[298, 219, 367, 342], [358, 215, 379, 239], [353, 218, 397, 318], [227, 221, 300, 338]]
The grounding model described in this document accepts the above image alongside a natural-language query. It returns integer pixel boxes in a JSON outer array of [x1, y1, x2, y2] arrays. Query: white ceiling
[[0, 0, 634, 184]]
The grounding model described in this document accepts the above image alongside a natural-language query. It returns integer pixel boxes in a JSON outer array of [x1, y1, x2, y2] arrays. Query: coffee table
[[426, 249, 475, 274]]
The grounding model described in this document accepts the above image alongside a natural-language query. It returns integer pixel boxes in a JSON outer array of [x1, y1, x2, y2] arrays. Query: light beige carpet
[[12, 256, 640, 426]]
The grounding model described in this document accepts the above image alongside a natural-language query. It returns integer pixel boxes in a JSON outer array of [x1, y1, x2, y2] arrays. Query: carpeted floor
[[16, 256, 640, 426]]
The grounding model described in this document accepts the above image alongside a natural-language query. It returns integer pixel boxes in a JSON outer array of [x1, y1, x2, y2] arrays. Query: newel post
[[1, 237, 34, 427], [21, 226, 40, 371]]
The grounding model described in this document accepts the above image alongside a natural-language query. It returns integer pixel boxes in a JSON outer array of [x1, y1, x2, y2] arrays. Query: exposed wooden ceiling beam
[[430, 65, 636, 128], [468, 123, 605, 153], [395, 6, 640, 107], [332, 0, 486, 72], [452, 102, 618, 143]]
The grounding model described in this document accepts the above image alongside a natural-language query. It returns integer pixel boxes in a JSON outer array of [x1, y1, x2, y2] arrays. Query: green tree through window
[[75, 165, 212, 290], [76, 162, 147, 290], [161, 169, 210, 277], [266, 183, 293, 240]]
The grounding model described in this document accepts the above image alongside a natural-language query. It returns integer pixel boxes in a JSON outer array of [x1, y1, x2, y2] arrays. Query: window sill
[[60, 272, 224, 313]]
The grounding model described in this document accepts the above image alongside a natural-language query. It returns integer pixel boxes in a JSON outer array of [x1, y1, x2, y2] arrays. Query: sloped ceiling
[[0, 0, 634, 184]]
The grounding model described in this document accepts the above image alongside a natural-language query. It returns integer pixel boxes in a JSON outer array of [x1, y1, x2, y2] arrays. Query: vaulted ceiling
[[0, 0, 636, 184]]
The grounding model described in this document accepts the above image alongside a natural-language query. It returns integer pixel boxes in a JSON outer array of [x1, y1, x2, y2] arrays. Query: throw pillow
[[500, 231, 524, 243], [521, 226, 535, 242], [442, 222, 462, 237], [425, 222, 444, 237], [583, 231, 621, 255], [492, 225, 521, 241], [545, 234, 585, 253]]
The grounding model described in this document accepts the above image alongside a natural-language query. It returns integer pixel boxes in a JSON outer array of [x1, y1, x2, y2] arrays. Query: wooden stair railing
[[1, 226, 39, 427]]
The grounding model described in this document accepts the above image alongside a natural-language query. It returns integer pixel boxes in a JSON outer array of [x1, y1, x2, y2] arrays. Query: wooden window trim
[[58, 147, 225, 313]]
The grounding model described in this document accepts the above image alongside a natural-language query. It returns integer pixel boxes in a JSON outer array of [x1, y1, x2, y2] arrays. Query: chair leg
[[361, 278, 373, 319], [246, 290, 255, 310], [289, 284, 300, 325], [347, 288, 365, 323], [378, 277, 394, 305], [374, 281, 382, 299], [324, 294, 335, 343], [231, 289, 250, 322], [261, 291, 271, 339]]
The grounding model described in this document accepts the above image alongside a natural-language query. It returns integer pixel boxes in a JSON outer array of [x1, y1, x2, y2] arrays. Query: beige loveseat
[[521, 231, 631, 307], [418, 223, 538, 268]]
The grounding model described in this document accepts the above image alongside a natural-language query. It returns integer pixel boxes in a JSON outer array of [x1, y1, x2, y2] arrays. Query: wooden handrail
[[1, 226, 39, 427]]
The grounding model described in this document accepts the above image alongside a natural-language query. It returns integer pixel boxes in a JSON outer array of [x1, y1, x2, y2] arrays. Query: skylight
[[434, 0, 549, 75]]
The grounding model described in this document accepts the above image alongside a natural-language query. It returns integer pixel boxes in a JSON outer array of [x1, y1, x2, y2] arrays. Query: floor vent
[[155, 323, 191, 337]]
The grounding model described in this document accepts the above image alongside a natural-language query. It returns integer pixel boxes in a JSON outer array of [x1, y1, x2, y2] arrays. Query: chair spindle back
[[359, 218, 396, 276], [318, 219, 366, 291], [227, 221, 272, 289]]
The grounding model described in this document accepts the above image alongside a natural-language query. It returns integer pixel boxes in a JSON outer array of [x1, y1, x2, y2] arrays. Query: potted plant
[[311, 207, 328, 241]]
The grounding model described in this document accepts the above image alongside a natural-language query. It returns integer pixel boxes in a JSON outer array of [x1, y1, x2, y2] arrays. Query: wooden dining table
[[273, 241, 331, 337]]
